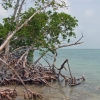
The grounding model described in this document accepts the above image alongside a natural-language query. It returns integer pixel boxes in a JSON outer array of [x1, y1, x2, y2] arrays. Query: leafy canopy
[[10, 8, 78, 50], [0, 0, 78, 53]]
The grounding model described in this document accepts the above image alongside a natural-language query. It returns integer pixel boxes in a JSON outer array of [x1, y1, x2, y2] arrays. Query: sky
[[67, 0, 100, 49], [0, 0, 100, 49]]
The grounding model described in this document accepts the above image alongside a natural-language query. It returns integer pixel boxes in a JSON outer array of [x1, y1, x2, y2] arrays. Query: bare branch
[[17, 45, 33, 63], [56, 42, 83, 49], [5, 32, 11, 55], [10, 46, 29, 54], [16, 0, 26, 25], [13, 0, 20, 18], [50, 51, 59, 71], [43, 57, 51, 68], [75, 33, 84, 44], [0, 57, 30, 98], [66, 59, 73, 78], [56, 34, 84, 49], [34, 50, 48, 65]]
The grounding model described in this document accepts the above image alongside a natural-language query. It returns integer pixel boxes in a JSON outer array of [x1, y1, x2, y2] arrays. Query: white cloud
[[85, 9, 94, 17]]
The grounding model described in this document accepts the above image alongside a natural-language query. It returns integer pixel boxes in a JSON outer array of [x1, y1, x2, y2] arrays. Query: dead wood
[[0, 44, 85, 100], [0, 88, 17, 100]]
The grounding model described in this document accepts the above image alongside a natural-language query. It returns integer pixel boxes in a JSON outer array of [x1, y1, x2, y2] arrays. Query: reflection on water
[[0, 80, 100, 100]]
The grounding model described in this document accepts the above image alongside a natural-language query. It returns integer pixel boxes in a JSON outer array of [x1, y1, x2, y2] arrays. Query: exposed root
[[0, 51, 85, 100], [23, 89, 42, 100], [0, 88, 17, 100]]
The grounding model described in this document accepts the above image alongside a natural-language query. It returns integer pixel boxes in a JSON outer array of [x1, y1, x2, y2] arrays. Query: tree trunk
[[1, 32, 11, 72], [0, 3, 51, 52]]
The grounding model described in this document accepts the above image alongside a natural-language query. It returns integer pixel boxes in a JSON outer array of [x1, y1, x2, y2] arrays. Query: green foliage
[[0, 0, 78, 53], [0, 16, 16, 45], [0, 23, 8, 45], [3, 17, 16, 31], [2, 0, 12, 10], [9, 7, 78, 51], [34, 0, 67, 10]]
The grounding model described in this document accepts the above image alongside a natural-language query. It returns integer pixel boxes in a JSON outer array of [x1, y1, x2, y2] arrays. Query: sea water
[[34, 49, 100, 100]]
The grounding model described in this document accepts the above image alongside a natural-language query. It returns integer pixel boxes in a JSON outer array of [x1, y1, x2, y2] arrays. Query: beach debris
[[0, 53, 57, 99], [68, 77, 77, 86], [57, 59, 85, 86], [0, 88, 17, 100], [23, 89, 42, 99], [0, 53, 85, 87], [82, 75, 85, 81], [0, 53, 57, 86], [68, 75, 85, 86], [0, 50, 86, 99]]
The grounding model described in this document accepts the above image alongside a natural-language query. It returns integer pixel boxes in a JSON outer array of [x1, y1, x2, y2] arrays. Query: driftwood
[[0, 52, 57, 100], [23, 89, 42, 99], [58, 59, 85, 86], [0, 88, 17, 100]]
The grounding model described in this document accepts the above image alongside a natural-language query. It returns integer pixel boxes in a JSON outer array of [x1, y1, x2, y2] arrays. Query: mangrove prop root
[[23, 89, 42, 99], [0, 52, 84, 99], [0, 88, 17, 100]]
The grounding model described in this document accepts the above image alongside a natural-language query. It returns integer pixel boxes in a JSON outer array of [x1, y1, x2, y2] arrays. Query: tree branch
[[56, 42, 83, 49], [75, 33, 84, 44], [16, 0, 26, 25], [0, 57, 30, 99], [56, 34, 84, 49], [34, 50, 48, 65], [10, 46, 29, 54], [13, 0, 20, 18], [0, 3, 51, 52], [50, 50, 59, 71], [17, 45, 33, 64], [43, 57, 51, 68]]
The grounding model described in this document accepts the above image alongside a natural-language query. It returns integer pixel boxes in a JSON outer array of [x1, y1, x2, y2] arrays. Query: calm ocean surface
[[34, 49, 100, 100]]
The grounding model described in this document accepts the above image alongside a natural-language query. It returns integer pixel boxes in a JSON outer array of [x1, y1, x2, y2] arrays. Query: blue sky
[[67, 0, 100, 49], [0, 0, 100, 49]]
